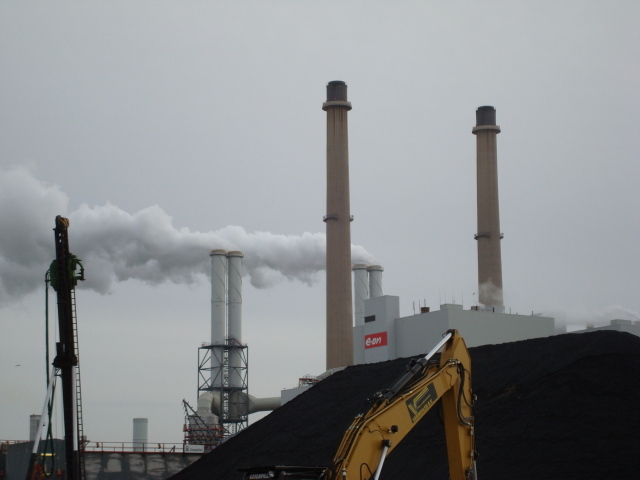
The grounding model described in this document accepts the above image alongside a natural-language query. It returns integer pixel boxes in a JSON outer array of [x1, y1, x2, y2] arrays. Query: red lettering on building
[[365, 332, 388, 349]]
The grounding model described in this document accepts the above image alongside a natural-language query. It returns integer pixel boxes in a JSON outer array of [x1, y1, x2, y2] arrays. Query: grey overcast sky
[[1, 1, 639, 444]]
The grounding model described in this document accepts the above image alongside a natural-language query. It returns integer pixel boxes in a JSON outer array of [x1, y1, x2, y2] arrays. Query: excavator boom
[[241, 330, 476, 480]]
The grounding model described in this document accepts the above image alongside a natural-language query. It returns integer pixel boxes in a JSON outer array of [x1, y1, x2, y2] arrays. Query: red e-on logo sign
[[365, 332, 388, 349]]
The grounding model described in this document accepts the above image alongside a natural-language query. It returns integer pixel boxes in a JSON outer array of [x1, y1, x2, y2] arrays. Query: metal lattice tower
[[198, 341, 249, 437]]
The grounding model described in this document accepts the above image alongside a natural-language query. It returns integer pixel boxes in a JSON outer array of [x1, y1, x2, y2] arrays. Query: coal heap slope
[[172, 331, 640, 480]]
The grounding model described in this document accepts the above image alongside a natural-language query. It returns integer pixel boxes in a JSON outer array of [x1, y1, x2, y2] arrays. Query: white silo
[[367, 265, 384, 298], [352, 264, 369, 326]]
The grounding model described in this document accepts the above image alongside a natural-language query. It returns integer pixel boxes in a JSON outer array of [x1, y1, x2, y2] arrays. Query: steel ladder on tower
[[71, 288, 86, 480]]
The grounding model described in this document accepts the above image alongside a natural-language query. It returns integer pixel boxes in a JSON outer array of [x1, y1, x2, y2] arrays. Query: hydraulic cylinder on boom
[[241, 329, 477, 480]]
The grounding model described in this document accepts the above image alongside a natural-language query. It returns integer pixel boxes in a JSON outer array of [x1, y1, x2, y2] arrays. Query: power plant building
[[353, 105, 555, 364], [353, 295, 555, 364]]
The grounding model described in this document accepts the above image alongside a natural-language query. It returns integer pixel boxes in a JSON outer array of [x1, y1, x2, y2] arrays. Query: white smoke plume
[[478, 281, 503, 307], [0, 166, 377, 305]]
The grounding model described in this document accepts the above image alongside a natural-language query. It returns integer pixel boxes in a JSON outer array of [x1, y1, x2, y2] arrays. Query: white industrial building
[[353, 295, 555, 365]]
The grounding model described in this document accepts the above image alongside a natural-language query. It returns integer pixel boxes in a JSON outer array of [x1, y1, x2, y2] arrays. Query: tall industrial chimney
[[323, 80, 354, 370], [472, 106, 504, 309]]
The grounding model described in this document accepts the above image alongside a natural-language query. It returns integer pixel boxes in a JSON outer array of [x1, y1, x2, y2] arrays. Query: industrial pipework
[[323, 80, 354, 370]]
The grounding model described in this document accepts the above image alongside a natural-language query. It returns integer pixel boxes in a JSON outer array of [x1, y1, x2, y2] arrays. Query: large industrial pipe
[[472, 106, 504, 308], [352, 264, 369, 327], [323, 80, 354, 370], [367, 265, 384, 298], [227, 251, 244, 419], [210, 250, 227, 346], [209, 250, 227, 394], [211, 393, 280, 417]]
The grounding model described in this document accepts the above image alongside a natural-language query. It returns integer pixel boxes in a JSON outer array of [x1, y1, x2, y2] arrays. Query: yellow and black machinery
[[240, 329, 476, 480]]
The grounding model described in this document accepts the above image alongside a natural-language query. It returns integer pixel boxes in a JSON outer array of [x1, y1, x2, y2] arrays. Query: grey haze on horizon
[[1, 1, 638, 444]]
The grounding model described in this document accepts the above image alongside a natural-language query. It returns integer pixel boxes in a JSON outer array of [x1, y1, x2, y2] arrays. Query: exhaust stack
[[472, 106, 504, 309], [227, 251, 244, 420], [323, 81, 354, 370], [367, 265, 384, 299], [352, 264, 368, 327]]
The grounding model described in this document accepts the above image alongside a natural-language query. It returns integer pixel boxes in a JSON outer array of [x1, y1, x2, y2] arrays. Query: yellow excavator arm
[[323, 330, 476, 480], [240, 330, 476, 480]]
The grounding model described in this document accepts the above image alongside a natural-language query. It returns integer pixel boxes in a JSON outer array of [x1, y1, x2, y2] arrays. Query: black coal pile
[[171, 331, 640, 480]]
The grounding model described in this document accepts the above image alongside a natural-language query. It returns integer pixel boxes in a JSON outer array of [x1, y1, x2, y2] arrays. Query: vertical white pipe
[[352, 264, 369, 326], [227, 251, 244, 421], [227, 251, 243, 385], [209, 250, 227, 391], [210, 250, 228, 345], [368, 265, 384, 298]]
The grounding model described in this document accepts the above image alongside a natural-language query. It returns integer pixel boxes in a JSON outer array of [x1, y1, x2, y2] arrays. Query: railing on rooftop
[[1, 441, 194, 454]]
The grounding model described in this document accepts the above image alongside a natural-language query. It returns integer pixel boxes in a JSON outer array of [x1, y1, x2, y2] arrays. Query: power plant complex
[[4, 80, 639, 480]]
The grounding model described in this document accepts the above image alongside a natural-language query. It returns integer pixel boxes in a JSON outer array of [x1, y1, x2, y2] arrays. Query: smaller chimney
[[352, 264, 369, 326], [29, 415, 42, 442], [367, 265, 384, 298], [133, 418, 148, 452]]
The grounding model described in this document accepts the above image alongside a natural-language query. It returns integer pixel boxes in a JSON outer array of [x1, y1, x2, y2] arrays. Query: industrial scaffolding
[[197, 341, 249, 437]]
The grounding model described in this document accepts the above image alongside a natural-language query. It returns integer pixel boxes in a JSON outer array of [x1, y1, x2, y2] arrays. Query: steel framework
[[197, 341, 249, 437]]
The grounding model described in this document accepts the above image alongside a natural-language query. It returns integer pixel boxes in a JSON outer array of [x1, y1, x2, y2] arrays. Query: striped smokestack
[[472, 106, 504, 308], [323, 81, 354, 370]]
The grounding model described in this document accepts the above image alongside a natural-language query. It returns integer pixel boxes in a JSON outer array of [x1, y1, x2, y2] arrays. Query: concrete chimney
[[323, 80, 354, 370], [472, 106, 504, 308]]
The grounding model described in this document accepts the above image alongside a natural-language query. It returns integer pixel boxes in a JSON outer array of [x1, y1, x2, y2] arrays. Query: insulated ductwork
[[352, 264, 369, 327], [196, 391, 219, 425], [472, 106, 504, 309], [323, 80, 354, 370], [212, 393, 280, 417], [367, 265, 383, 298]]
